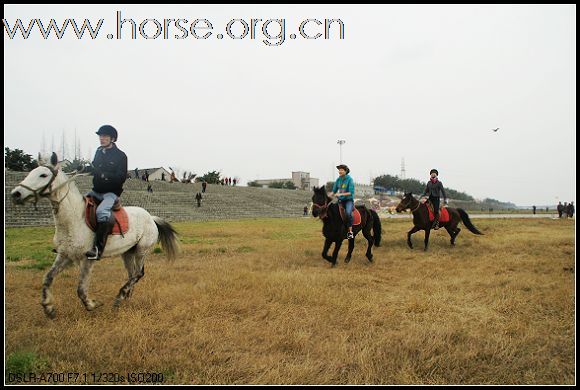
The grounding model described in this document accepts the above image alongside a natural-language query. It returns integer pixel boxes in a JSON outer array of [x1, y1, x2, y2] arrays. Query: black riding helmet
[[96, 125, 118, 142], [336, 164, 350, 174], [430, 169, 438, 176]]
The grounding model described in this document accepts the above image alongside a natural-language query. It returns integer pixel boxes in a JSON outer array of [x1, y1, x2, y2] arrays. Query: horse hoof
[[345, 257, 351, 263], [367, 255, 373, 262], [45, 308, 56, 319], [331, 263, 337, 268], [85, 300, 103, 311]]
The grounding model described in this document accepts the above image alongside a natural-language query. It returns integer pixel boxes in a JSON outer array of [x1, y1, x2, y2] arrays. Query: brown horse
[[395, 192, 483, 250]]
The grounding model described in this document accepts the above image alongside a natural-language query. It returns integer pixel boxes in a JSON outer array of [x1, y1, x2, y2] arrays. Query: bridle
[[312, 199, 330, 219], [398, 196, 422, 213], [17, 167, 86, 213]]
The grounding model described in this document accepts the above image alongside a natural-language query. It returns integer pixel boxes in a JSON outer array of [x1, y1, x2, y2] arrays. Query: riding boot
[[85, 216, 115, 260], [433, 214, 440, 230]]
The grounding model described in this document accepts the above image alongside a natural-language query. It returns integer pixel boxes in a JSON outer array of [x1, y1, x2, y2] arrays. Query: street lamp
[[337, 139, 346, 164]]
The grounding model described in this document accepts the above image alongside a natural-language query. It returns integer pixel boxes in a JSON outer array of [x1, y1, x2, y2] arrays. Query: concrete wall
[[5, 171, 313, 227]]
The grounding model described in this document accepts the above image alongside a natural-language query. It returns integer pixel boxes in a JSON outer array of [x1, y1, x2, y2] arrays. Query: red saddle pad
[[427, 204, 450, 223], [339, 206, 362, 226], [84, 196, 129, 235]]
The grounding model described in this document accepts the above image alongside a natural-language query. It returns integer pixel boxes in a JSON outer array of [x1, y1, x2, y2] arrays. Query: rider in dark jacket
[[420, 169, 448, 230], [85, 125, 128, 260]]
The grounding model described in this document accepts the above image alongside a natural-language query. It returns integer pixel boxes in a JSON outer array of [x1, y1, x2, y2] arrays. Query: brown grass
[[5, 217, 575, 384]]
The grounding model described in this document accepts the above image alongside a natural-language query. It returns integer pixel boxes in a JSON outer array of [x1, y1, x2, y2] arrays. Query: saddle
[[426, 202, 450, 223], [84, 196, 129, 235], [338, 204, 362, 226]]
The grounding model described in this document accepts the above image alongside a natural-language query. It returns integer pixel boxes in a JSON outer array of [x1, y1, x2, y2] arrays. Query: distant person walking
[[564, 202, 574, 218], [563, 202, 568, 218], [532, 205, 536, 215], [195, 192, 202, 207], [202, 181, 207, 193], [161, 172, 165, 181], [134, 167, 139, 179], [145, 170, 149, 182], [304, 205, 308, 216], [557, 201, 563, 218]]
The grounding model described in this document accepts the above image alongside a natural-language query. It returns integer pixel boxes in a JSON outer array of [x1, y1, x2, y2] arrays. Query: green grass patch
[[5, 351, 48, 383]]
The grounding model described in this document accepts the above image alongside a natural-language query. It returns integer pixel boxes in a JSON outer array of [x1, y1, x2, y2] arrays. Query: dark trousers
[[429, 196, 440, 219]]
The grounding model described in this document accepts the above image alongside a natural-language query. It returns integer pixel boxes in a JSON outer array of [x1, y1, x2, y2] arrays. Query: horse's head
[[10, 152, 62, 206], [311, 186, 331, 219], [395, 192, 415, 213]]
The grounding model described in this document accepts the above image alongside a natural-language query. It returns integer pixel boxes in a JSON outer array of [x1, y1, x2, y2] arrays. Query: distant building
[[131, 167, 172, 181], [354, 183, 375, 197], [253, 171, 319, 190], [292, 171, 319, 190]]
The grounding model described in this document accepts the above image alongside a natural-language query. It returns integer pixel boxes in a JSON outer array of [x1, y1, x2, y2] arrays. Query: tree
[[198, 170, 221, 184], [268, 181, 297, 190], [247, 180, 262, 187], [373, 173, 474, 201], [62, 157, 91, 173], [5, 147, 38, 171]]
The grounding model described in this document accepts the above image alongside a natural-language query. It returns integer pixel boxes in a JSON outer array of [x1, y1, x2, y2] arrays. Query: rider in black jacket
[[85, 125, 128, 260], [420, 169, 448, 230]]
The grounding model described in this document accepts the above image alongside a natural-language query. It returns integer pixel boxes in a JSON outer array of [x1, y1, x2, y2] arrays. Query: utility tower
[[400, 157, 406, 179]]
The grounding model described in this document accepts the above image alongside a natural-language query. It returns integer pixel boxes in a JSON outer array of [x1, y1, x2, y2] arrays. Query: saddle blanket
[[339, 206, 362, 226], [427, 204, 450, 223], [84, 196, 129, 235]]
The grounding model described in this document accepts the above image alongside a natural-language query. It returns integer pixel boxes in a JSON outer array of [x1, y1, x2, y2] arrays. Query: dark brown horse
[[312, 186, 382, 267], [395, 192, 483, 251]]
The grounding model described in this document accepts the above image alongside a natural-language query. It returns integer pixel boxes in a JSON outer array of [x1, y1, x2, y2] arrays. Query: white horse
[[10, 153, 180, 319]]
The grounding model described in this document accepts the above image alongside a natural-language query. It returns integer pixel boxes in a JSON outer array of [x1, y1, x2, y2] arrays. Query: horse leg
[[114, 249, 146, 307], [77, 258, 103, 311], [445, 226, 455, 246], [407, 226, 421, 249], [321, 238, 333, 263], [330, 240, 343, 267], [452, 227, 461, 245], [362, 226, 374, 262], [41, 253, 72, 319], [424, 229, 431, 251], [345, 236, 355, 263]]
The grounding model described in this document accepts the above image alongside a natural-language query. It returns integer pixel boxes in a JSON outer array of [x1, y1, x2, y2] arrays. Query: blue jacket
[[333, 174, 355, 201]]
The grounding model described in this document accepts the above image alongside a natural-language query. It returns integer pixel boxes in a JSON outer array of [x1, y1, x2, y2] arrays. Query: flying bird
[[492, 128, 499, 132]]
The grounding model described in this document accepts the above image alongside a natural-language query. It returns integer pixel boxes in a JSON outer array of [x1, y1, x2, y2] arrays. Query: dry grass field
[[4, 217, 575, 385]]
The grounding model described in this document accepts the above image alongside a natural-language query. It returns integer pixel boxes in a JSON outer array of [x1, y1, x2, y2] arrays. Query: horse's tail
[[457, 209, 484, 235], [370, 209, 382, 246], [153, 216, 180, 261]]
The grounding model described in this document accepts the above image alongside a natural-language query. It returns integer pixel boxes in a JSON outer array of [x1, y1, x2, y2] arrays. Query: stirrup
[[347, 231, 354, 239], [86, 247, 100, 260]]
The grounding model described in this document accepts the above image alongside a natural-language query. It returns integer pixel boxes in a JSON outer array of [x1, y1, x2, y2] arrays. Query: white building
[[252, 171, 319, 190], [130, 167, 173, 181]]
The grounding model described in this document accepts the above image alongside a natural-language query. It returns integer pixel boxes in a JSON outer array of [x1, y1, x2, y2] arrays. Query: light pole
[[337, 139, 346, 164]]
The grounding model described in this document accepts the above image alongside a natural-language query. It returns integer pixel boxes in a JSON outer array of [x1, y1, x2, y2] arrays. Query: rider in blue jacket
[[328, 164, 355, 239]]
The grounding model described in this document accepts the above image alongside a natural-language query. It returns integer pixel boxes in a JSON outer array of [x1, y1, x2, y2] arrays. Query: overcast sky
[[4, 4, 576, 206]]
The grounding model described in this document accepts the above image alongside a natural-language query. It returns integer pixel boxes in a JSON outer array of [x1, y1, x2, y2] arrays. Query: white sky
[[4, 4, 576, 206]]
